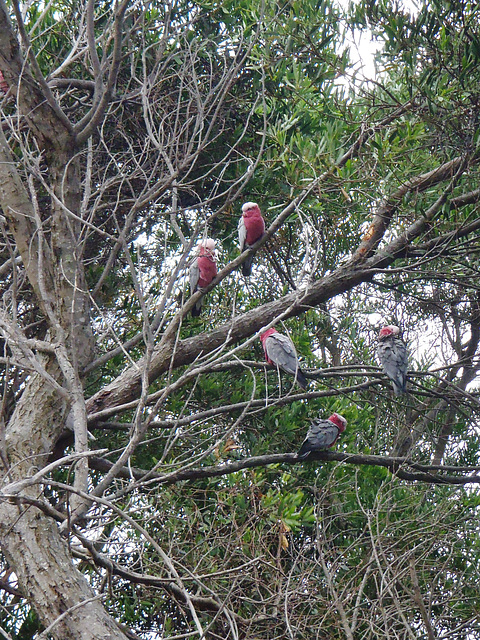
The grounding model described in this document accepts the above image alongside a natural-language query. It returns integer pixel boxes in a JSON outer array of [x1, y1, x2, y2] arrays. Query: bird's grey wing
[[395, 339, 408, 369], [298, 420, 339, 457], [238, 217, 247, 251], [266, 333, 298, 375], [189, 258, 199, 294], [308, 421, 339, 449], [377, 339, 396, 375], [392, 338, 408, 390], [378, 338, 408, 392]]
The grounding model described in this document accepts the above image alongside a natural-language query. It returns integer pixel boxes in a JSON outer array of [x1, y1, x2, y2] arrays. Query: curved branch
[[72, 534, 257, 624], [87, 451, 480, 487], [75, 0, 131, 144], [0, 0, 73, 151], [0, 127, 56, 312], [86, 204, 476, 417], [85, 136, 480, 419], [9, 0, 72, 133], [48, 78, 96, 92], [353, 153, 475, 261]]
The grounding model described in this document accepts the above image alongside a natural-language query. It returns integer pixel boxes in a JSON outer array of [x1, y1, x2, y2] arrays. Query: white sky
[[335, 0, 420, 82]]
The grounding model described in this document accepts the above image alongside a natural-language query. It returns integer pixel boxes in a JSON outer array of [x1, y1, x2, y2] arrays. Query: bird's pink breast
[[260, 331, 277, 364], [244, 213, 265, 245], [197, 256, 217, 287]]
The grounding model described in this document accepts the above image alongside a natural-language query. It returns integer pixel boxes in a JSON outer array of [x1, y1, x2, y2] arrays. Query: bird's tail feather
[[191, 298, 203, 317], [241, 254, 254, 277], [393, 378, 407, 395], [296, 368, 308, 389], [296, 443, 311, 459]]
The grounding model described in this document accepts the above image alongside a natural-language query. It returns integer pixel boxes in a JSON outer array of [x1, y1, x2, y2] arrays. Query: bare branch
[[86, 451, 480, 487]]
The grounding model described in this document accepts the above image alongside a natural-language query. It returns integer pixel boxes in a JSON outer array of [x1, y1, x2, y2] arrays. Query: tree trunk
[[0, 358, 128, 639], [0, 5, 122, 630]]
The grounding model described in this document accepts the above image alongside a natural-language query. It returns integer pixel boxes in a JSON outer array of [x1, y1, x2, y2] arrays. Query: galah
[[189, 238, 217, 317], [238, 202, 265, 276], [297, 412, 347, 459], [377, 325, 408, 395], [0, 71, 8, 95], [260, 327, 307, 389]]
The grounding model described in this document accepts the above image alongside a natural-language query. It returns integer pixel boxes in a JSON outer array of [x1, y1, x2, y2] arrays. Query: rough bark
[[0, 3, 126, 637], [0, 126, 52, 308], [0, 506, 124, 640], [0, 0, 73, 153], [0, 356, 127, 638]]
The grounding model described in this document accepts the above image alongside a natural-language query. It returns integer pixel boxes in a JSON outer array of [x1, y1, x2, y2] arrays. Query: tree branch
[[0, 0, 73, 151], [86, 451, 480, 487], [75, 0, 131, 144]]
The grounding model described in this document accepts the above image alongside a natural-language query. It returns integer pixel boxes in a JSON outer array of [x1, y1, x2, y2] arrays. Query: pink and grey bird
[[238, 202, 265, 276], [0, 71, 8, 95], [260, 327, 307, 389], [297, 413, 347, 459], [189, 238, 217, 317], [377, 325, 408, 395]]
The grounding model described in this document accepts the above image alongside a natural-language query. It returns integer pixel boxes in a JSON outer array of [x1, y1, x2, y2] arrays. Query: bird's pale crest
[[242, 202, 258, 213], [379, 325, 400, 338], [198, 237, 215, 250]]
